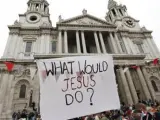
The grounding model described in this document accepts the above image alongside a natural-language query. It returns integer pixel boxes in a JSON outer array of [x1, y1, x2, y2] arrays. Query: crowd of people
[[69, 100, 160, 120], [12, 100, 160, 120], [12, 109, 41, 120]]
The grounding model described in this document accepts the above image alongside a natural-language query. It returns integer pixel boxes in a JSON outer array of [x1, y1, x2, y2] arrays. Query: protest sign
[[36, 55, 120, 120]]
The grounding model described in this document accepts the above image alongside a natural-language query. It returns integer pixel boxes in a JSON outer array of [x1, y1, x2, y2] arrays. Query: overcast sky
[[0, 0, 159, 57]]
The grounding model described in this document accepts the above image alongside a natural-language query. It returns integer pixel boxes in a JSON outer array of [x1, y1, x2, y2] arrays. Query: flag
[[4, 62, 14, 72], [131, 65, 139, 70], [153, 58, 159, 65], [30, 67, 37, 80], [123, 67, 129, 73]]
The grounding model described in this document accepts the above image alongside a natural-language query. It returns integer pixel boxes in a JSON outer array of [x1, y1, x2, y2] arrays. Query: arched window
[[151, 80, 158, 92], [19, 84, 26, 98]]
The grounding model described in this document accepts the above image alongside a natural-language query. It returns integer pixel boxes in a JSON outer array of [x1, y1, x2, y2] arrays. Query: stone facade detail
[[0, 0, 160, 119]]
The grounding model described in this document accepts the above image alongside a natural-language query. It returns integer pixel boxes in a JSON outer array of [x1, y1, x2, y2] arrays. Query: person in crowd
[[21, 109, 28, 119], [13, 99, 160, 120], [12, 112, 17, 120], [17, 111, 21, 120], [36, 114, 42, 120], [100, 112, 109, 120]]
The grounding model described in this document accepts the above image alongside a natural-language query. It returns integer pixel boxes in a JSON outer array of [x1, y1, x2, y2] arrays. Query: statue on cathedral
[[59, 15, 62, 22], [82, 9, 87, 15], [45, 7, 49, 14], [14, 20, 20, 25]]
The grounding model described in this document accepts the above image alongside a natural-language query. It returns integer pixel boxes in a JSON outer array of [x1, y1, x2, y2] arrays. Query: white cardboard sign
[[36, 55, 120, 120]]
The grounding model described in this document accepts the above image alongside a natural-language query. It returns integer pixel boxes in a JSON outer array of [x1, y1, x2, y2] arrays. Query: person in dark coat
[[12, 112, 17, 120], [154, 109, 160, 120]]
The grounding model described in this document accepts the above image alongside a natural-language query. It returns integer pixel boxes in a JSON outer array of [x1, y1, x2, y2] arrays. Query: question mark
[[87, 88, 94, 106]]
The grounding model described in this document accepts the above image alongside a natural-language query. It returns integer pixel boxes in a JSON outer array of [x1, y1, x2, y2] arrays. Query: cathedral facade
[[0, 0, 160, 119]]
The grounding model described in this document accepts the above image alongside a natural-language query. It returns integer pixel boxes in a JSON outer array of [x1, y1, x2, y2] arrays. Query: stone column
[[143, 40, 152, 59], [150, 38, 160, 57], [64, 31, 68, 53], [6, 74, 14, 115], [3, 73, 14, 116], [116, 69, 126, 103], [119, 67, 133, 104], [114, 33, 123, 53], [145, 39, 154, 58], [9, 35, 17, 57], [40, 35, 45, 53], [122, 37, 131, 54], [146, 38, 156, 57], [3, 34, 12, 57], [58, 31, 62, 53], [147, 38, 157, 56], [94, 32, 101, 53], [142, 67, 156, 100], [127, 37, 136, 54], [99, 32, 106, 53], [76, 31, 81, 53], [125, 69, 139, 103], [81, 31, 87, 53], [0, 74, 9, 115], [136, 67, 151, 99], [109, 32, 118, 53], [14, 36, 22, 58], [46, 36, 51, 54]]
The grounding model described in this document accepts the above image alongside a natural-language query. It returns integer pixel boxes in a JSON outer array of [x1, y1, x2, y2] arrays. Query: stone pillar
[[42, 3, 44, 11], [114, 33, 123, 53], [58, 31, 62, 53], [99, 32, 106, 53], [146, 38, 156, 57], [143, 40, 152, 59], [122, 37, 131, 54], [127, 37, 136, 54], [76, 31, 81, 53], [64, 31, 68, 53], [119, 67, 133, 104], [46, 35, 51, 54], [0, 73, 3, 115], [2, 73, 14, 116], [40, 35, 45, 53], [125, 69, 139, 103], [116, 69, 126, 103], [136, 67, 151, 99], [3, 34, 12, 57], [142, 67, 156, 100], [81, 31, 87, 53], [94, 32, 101, 53], [14, 36, 22, 58], [114, 8, 119, 17], [145, 39, 154, 58], [0, 74, 9, 115], [150, 38, 160, 57], [33, 74, 40, 112], [109, 32, 118, 53], [9, 34, 17, 57], [6, 74, 14, 116]]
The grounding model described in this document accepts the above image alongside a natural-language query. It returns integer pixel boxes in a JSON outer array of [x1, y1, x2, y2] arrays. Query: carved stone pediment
[[58, 14, 115, 27]]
